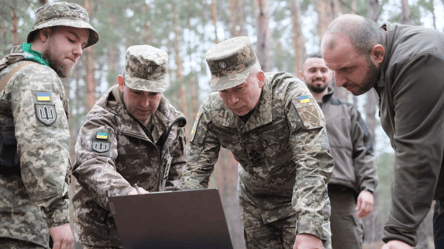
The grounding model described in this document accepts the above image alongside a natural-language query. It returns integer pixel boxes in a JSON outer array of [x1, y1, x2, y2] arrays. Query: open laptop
[[108, 188, 234, 249]]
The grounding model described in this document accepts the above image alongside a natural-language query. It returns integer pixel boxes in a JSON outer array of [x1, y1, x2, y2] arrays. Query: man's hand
[[293, 233, 323, 249], [49, 223, 73, 249], [128, 187, 150, 195], [356, 190, 373, 218], [381, 240, 413, 249]]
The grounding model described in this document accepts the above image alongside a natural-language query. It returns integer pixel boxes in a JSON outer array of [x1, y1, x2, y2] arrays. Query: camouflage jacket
[[182, 72, 334, 240], [0, 46, 71, 249], [72, 85, 187, 247]]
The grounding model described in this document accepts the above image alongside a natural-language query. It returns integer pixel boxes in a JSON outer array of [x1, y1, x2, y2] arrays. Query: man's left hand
[[293, 233, 323, 249], [356, 190, 374, 218]]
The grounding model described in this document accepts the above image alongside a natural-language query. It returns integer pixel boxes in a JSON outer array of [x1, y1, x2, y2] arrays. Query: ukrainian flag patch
[[298, 95, 310, 104], [36, 92, 51, 102], [96, 132, 108, 140]]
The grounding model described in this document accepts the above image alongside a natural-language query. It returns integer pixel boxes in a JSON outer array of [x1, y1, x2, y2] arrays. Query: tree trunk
[[230, 0, 239, 37], [109, 15, 117, 86], [368, 0, 379, 21], [288, 0, 305, 73], [209, 148, 246, 249], [173, 4, 189, 140], [211, 0, 219, 44], [144, 2, 152, 44], [315, 0, 328, 43], [351, 0, 356, 14], [83, 0, 96, 111], [11, 0, 19, 46], [400, 0, 410, 24], [254, 0, 271, 72]]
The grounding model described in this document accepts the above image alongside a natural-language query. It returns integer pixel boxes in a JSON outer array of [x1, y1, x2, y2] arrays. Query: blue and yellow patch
[[96, 132, 108, 140], [298, 95, 310, 104], [36, 92, 50, 102]]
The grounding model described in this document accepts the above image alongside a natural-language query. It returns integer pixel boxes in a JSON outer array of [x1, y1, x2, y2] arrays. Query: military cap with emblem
[[206, 36, 258, 92], [124, 45, 169, 92], [26, 1, 99, 48]]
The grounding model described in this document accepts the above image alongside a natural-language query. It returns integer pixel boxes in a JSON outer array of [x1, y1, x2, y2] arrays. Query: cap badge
[[219, 61, 227, 69]]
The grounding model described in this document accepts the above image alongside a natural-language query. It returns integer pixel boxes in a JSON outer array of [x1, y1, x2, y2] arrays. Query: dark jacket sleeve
[[382, 54, 444, 246], [349, 106, 378, 192]]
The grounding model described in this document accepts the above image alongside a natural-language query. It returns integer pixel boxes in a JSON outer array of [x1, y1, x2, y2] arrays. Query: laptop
[[108, 188, 234, 249]]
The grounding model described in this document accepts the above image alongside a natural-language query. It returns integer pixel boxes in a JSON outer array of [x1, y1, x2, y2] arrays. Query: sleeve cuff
[[296, 218, 331, 241]]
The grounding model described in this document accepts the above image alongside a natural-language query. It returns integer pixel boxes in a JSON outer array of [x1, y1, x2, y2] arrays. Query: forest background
[[1, 0, 443, 248]]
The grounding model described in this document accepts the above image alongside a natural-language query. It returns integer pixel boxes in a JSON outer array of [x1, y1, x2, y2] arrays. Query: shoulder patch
[[292, 95, 322, 130], [33, 90, 57, 126], [91, 130, 111, 153], [190, 106, 203, 143]]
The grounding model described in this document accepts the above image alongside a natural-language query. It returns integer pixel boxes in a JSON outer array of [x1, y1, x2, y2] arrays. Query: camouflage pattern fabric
[[124, 45, 168, 92], [72, 85, 186, 248], [0, 46, 71, 249], [182, 72, 334, 248], [27, 1, 99, 48], [206, 36, 257, 91]]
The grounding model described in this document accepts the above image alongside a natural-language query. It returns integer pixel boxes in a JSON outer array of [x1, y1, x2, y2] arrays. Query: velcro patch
[[35, 104, 57, 126], [292, 96, 322, 130], [36, 92, 51, 102], [91, 130, 111, 153]]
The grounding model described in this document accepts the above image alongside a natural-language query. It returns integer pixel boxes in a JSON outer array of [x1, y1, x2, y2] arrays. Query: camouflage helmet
[[124, 45, 169, 92], [206, 36, 258, 92], [27, 2, 99, 48]]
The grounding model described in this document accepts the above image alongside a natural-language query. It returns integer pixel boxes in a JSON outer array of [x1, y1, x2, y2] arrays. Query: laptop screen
[[109, 188, 234, 249]]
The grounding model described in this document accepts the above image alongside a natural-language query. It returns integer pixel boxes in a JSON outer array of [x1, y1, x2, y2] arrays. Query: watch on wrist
[[362, 186, 374, 194]]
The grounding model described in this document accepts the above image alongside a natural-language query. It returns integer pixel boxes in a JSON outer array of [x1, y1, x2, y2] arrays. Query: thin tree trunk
[[144, 2, 152, 44], [83, 0, 96, 111], [210, 149, 246, 249], [368, 0, 379, 21], [211, 0, 219, 44], [230, 0, 239, 37], [351, 0, 356, 14], [173, 4, 189, 140], [109, 15, 116, 85], [288, 0, 305, 73], [11, 0, 19, 46], [254, 0, 271, 71], [400, 0, 410, 24], [315, 0, 328, 43]]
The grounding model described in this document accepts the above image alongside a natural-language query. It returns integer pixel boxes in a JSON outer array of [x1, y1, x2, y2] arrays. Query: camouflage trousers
[[240, 199, 332, 249], [0, 238, 45, 249]]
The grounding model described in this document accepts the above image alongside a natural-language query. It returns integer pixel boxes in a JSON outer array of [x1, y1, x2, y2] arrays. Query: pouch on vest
[[0, 118, 19, 173]]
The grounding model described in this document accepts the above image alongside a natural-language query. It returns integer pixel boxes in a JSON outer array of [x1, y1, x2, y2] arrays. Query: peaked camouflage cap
[[27, 2, 99, 48], [206, 36, 258, 92], [124, 45, 169, 92]]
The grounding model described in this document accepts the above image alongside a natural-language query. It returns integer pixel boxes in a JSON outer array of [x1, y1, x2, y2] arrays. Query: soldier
[[0, 2, 99, 249], [321, 14, 444, 249], [72, 45, 187, 249], [181, 36, 334, 249], [299, 52, 378, 249]]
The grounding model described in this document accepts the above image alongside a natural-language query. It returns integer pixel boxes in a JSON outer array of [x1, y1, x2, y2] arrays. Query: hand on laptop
[[128, 187, 150, 195]]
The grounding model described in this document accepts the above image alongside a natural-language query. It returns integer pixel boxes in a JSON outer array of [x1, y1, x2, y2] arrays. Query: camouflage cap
[[27, 2, 99, 48], [124, 45, 169, 92], [206, 36, 257, 92]]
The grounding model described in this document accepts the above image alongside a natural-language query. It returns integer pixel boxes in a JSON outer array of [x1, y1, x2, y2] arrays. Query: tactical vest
[[0, 55, 33, 173]]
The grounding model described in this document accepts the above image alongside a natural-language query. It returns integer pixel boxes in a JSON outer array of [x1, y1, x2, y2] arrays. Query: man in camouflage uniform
[[72, 45, 187, 249], [181, 36, 334, 249], [299, 53, 378, 249], [0, 2, 99, 249]]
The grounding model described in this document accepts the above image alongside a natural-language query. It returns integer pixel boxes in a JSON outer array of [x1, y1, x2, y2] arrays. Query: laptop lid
[[108, 188, 234, 249]]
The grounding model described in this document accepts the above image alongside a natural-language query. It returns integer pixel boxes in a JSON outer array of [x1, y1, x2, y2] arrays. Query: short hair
[[28, 27, 57, 43], [301, 52, 323, 69], [325, 15, 383, 56], [248, 60, 261, 76]]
